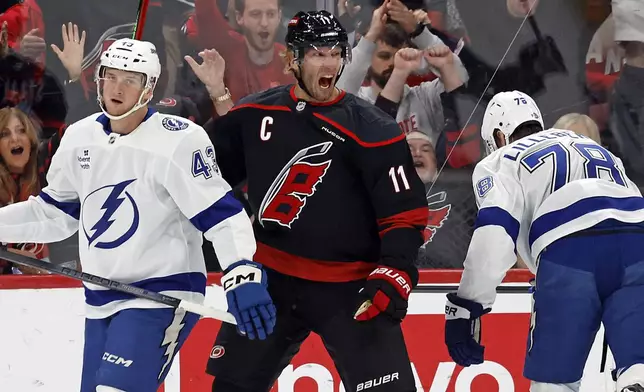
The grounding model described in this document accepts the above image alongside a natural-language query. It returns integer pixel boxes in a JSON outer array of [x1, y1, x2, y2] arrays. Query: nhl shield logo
[[296, 101, 306, 112]]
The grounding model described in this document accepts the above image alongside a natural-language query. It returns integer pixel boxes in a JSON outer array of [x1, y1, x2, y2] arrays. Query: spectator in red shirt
[[193, 0, 294, 101], [0, 0, 46, 64]]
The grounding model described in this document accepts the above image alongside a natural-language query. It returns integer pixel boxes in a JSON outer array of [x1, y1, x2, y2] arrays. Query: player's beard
[[367, 66, 393, 89], [243, 26, 275, 52]]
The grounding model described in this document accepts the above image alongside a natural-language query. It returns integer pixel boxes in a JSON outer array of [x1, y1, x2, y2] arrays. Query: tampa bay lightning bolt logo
[[81, 179, 140, 249], [162, 117, 189, 131]]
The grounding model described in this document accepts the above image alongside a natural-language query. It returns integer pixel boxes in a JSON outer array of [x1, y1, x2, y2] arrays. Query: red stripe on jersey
[[378, 207, 429, 237], [289, 85, 346, 106], [231, 103, 292, 112], [313, 113, 406, 148], [254, 242, 376, 282]]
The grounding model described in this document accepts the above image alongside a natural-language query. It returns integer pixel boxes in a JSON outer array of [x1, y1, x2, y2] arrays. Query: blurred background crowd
[[0, 0, 641, 274]]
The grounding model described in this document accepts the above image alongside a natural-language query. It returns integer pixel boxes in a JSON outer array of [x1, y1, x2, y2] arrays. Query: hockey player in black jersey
[[200, 10, 428, 392]]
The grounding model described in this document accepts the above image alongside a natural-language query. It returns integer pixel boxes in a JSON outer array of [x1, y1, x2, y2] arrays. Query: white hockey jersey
[[0, 109, 256, 318], [459, 128, 644, 308]]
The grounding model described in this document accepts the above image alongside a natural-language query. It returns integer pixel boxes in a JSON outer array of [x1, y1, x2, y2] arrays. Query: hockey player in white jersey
[[0, 38, 276, 392], [444, 90, 644, 392]]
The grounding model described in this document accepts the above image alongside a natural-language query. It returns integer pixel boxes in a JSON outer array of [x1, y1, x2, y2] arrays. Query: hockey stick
[[0, 248, 236, 325], [527, 15, 543, 41], [132, 0, 151, 40], [415, 284, 530, 294]]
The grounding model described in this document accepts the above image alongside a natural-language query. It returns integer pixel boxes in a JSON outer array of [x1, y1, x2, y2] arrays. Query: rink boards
[[0, 270, 616, 392]]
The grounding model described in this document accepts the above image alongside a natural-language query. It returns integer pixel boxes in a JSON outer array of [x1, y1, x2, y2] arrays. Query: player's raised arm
[[458, 159, 524, 309], [0, 134, 79, 243], [353, 115, 428, 323], [163, 126, 275, 340]]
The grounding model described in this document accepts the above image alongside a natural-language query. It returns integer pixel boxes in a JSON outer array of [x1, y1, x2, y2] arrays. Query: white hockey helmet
[[94, 38, 161, 120], [481, 90, 544, 153]]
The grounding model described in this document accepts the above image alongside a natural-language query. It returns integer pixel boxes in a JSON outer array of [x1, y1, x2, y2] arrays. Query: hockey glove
[[444, 293, 491, 367], [354, 265, 418, 324], [222, 260, 276, 340]]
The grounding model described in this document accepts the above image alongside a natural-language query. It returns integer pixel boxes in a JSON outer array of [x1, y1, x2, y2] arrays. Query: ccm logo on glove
[[369, 267, 412, 297], [221, 261, 276, 340], [222, 265, 262, 291]]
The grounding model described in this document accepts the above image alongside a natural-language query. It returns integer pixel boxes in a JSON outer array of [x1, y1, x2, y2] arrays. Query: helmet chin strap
[[293, 67, 315, 100], [97, 83, 153, 121]]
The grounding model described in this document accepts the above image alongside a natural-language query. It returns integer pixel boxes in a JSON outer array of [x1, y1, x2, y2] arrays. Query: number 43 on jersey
[[192, 146, 220, 179]]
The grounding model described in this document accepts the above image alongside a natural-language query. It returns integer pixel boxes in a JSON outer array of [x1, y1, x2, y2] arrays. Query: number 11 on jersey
[[389, 165, 411, 193]]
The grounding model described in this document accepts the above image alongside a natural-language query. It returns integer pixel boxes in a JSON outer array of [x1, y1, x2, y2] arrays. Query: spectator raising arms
[[337, 1, 467, 146], [0, 106, 65, 274], [0, 22, 86, 274], [193, 0, 294, 102]]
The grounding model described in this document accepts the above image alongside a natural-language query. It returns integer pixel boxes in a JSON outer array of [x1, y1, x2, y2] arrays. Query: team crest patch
[[157, 97, 177, 107], [210, 345, 225, 359], [162, 117, 189, 131], [476, 176, 494, 198]]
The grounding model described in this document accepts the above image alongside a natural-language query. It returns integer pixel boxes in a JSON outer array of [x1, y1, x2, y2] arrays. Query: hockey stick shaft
[[527, 15, 543, 41], [0, 248, 236, 325], [415, 284, 530, 293], [133, 0, 151, 40]]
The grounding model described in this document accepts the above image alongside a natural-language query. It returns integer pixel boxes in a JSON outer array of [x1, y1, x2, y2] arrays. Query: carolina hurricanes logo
[[157, 97, 178, 107], [422, 191, 451, 246], [258, 142, 333, 228]]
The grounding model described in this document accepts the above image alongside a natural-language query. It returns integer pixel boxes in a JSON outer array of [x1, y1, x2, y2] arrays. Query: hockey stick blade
[[0, 248, 236, 325], [354, 299, 372, 319]]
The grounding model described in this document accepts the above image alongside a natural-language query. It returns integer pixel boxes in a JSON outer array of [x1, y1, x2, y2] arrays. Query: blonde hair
[[553, 113, 601, 144], [280, 49, 297, 75], [0, 107, 40, 205]]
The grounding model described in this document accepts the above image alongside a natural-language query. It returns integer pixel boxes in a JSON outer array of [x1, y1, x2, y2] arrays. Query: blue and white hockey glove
[[221, 261, 276, 340], [444, 293, 491, 367]]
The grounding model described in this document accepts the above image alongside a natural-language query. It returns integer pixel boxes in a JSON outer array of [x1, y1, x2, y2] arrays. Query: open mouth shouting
[[318, 75, 334, 89], [11, 146, 24, 156]]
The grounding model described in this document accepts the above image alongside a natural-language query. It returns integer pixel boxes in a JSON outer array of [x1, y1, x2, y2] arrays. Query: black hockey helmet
[[285, 10, 351, 64]]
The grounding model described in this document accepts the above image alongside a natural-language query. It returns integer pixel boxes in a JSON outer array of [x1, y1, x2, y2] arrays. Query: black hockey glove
[[444, 293, 491, 367], [353, 265, 418, 324]]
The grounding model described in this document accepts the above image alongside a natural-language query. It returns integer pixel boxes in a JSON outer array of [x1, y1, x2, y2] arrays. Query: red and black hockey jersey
[[206, 85, 428, 282]]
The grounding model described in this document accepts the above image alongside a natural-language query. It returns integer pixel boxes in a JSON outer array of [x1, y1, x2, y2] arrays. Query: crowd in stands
[[0, 0, 641, 273]]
